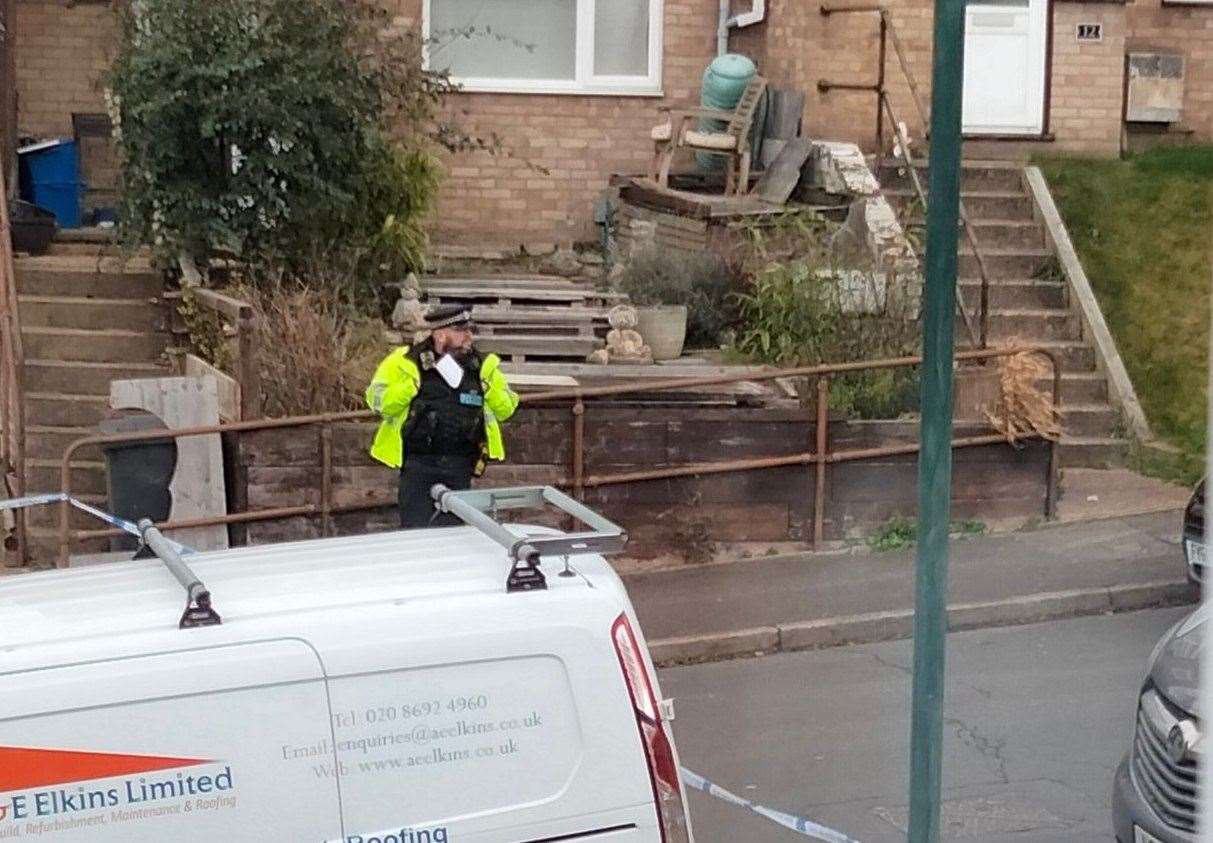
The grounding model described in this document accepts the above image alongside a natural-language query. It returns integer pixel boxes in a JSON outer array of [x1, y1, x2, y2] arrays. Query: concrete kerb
[[1023, 166, 1153, 444], [650, 580, 1198, 667]]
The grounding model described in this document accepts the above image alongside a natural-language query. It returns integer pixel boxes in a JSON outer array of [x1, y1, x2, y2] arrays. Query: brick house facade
[[11, 0, 1213, 247]]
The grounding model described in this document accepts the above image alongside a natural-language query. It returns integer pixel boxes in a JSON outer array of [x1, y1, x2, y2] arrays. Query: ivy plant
[[108, 0, 459, 306]]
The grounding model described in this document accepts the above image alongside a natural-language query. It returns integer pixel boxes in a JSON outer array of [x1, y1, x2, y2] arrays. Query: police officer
[[366, 304, 519, 528]]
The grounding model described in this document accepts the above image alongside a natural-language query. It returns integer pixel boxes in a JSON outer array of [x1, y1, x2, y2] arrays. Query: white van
[[0, 487, 694, 842]]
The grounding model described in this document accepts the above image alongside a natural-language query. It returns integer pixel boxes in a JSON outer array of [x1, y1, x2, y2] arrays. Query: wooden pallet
[[471, 304, 609, 340], [475, 333, 604, 363], [422, 275, 625, 308]]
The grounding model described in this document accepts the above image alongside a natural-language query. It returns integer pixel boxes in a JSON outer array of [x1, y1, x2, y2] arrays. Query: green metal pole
[[908, 0, 967, 835]]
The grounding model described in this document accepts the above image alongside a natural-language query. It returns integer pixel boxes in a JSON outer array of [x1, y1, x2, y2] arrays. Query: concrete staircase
[[13, 234, 169, 561], [879, 160, 1127, 468]]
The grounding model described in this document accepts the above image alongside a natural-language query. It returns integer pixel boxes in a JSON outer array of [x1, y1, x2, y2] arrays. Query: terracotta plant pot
[[635, 305, 688, 361]]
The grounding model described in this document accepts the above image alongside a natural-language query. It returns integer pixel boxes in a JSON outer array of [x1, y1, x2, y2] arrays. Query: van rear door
[[0, 639, 343, 841]]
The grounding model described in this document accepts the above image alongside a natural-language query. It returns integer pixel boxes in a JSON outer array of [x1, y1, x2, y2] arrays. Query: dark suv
[[1183, 480, 1205, 584], [1111, 609, 1204, 842]]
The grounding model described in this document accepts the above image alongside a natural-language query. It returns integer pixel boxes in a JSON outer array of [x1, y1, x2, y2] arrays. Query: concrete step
[[1048, 372, 1108, 405], [878, 159, 1025, 192], [24, 392, 113, 428], [54, 226, 122, 246], [22, 326, 167, 364], [907, 219, 1045, 250], [1062, 403, 1121, 438], [14, 256, 161, 299], [885, 188, 1035, 221], [25, 425, 105, 461], [981, 308, 1081, 342], [46, 242, 124, 258], [24, 359, 168, 395], [25, 458, 107, 497], [1058, 436, 1129, 469], [959, 279, 1067, 309], [958, 248, 1053, 279], [1029, 340, 1098, 372], [967, 219, 1045, 250], [19, 295, 164, 332]]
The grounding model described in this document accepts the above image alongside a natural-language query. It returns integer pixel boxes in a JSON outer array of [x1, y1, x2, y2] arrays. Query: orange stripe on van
[[0, 746, 212, 792]]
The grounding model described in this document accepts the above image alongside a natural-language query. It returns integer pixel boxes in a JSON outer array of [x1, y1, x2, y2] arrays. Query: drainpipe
[[718, 0, 767, 55], [717, 0, 731, 56]]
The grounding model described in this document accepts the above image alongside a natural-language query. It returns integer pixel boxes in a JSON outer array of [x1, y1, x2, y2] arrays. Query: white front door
[[962, 0, 1048, 135]]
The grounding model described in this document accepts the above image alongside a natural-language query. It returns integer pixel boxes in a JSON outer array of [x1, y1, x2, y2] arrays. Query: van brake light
[[612, 613, 692, 843]]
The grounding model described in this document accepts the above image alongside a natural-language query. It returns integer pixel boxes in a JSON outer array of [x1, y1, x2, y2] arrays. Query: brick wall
[[390, 0, 720, 249], [764, 0, 1133, 158], [1050, 3, 1126, 155], [12, 0, 1213, 246], [14, 0, 115, 138], [1126, 0, 1213, 140], [761, 0, 935, 155]]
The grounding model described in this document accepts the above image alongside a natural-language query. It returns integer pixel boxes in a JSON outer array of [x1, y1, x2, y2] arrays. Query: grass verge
[[1037, 146, 1212, 481]]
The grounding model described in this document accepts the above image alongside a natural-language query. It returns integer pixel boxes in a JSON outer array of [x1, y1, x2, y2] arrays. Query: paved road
[[660, 607, 1191, 843]]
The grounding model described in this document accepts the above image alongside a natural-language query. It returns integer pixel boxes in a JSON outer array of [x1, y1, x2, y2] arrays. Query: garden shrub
[[108, 0, 448, 309]]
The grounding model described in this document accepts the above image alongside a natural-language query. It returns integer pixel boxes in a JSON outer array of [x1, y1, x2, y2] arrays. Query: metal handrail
[[0, 157, 26, 562], [55, 345, 1060, 566], [819, 3, 994, 349]]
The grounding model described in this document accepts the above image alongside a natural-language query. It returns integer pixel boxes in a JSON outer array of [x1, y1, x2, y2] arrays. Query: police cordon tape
[[681, 767, 861, 843], [0, 493, 196, 556]]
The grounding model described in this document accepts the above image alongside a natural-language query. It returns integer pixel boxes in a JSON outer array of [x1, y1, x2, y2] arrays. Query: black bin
[[99, 414, 176, 552]]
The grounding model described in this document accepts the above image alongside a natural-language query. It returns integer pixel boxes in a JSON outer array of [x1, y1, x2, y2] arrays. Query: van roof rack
[[430, 485, 628, 593], [136, 519, 222, 629]]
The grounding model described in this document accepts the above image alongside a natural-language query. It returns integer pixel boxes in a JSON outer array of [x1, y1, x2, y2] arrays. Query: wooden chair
[[651, 75, 768, 196]]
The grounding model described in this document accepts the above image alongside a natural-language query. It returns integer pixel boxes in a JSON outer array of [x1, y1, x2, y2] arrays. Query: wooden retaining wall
[[238, 404, 1051, 561]]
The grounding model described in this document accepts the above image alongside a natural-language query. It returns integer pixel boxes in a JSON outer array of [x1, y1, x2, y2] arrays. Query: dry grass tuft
[[244, 284, 387, 417], [984, 343, 1063, 443]]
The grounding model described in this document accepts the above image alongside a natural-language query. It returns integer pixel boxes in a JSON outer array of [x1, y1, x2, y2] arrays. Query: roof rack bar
[[137, 518, 222, 628], [430, 485, 628, 593]]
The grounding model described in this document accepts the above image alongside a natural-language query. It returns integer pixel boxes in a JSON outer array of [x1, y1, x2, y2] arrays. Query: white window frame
[[423, 0, 664, 97]]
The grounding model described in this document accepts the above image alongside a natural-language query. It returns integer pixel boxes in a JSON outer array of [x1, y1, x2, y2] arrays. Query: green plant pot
[[636, 305, 688, 361]]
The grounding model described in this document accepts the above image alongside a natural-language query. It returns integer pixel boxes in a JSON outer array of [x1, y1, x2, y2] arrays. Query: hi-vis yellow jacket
[[365, 346, 520, 470]]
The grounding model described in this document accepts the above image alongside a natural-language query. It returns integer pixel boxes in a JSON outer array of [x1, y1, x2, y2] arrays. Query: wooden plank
[[184, 354, 240, 422], [600, 502, 792, 545], [667, 419, 814, 462], [472, 305, 610, 324], [426, 286, 593, 302], [423, 275, 578, 290], [503, 373, 580, 390], [585, 465, 813, 506], [111, 376, 229, 551], [190, 287, 253, 322], [753, 136, 815, 205], [500, 362, 782, 380], [476, 334, 603, 359]]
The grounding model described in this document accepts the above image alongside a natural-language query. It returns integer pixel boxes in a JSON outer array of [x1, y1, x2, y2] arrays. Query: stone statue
[[588, 305, 652, 365], [391, 273, 428, 339]]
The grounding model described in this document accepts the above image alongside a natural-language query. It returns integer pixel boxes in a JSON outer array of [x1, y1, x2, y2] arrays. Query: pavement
[[660, 607, 1189, 842], [627, 507, 1198, 665]]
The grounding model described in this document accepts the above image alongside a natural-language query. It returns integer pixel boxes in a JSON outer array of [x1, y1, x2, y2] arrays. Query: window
[[424, 0, 663, 96]]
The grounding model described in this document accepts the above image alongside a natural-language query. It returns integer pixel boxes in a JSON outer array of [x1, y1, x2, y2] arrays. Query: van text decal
[[329, 825, 449, 843], [0, 746, 236, 829]]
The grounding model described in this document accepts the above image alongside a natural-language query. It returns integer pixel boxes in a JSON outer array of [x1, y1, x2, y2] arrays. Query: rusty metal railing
[[0, 157, 27, 563], [818, 3, 994, 349], [56, 346, 1060, 566]]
